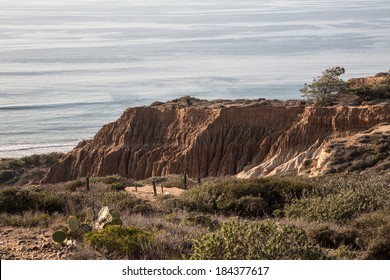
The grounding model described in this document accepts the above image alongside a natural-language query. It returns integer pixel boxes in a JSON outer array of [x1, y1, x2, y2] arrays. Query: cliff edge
[[42, 97, 390, 183]]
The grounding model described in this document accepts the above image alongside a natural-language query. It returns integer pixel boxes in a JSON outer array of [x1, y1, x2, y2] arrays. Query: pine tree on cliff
[[300, 67, 347, 104]]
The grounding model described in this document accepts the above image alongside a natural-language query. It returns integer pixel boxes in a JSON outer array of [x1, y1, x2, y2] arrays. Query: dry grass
[[149, 96, 306, 110], [1, 171, 389, 260]]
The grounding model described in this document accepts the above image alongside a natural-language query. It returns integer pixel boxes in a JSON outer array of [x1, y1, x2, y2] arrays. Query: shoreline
[[0, 145, 74, 160]]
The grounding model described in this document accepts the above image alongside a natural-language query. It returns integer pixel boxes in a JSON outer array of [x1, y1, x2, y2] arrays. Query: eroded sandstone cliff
[[42, 98, 390, 183]]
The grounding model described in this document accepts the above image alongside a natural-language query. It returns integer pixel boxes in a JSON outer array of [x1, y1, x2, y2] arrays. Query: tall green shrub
[[190, 220, 323, 260], [84, 225, 153, 259], [179, 178, 311, 217]]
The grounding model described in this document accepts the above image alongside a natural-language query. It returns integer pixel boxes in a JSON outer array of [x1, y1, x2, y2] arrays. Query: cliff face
[[42, 101, 390, 183], [348, 75, 389, 89]]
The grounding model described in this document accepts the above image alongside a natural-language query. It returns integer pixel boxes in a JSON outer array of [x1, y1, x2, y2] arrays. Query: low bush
[[0, 153, 64, 186], [178, 177, 312, 217], [365, 234, 390, 260], [182, 214, 219, 230], [353, 211, 390, 259], [109, 182, 127, 191], [0, 170, 17, 184], [84, 225, 153, 259], [190, 220, 323, 260], [93, 175, 129, 191], [0, 187, 65, 214], [96, 192, 151, 213], [131, 203, 154, 215], [0, 211, 51, 227], [307, 224, 358, 249], [94, 175, 126, 185], [0, 186, 152, 216], [335, 245, 357, 260], [349, 79, 390, 101], [65, 180, 85, 192], [285, 174, 390, 224], [0, 153, 63, 170], [284, 190, 374, 224]]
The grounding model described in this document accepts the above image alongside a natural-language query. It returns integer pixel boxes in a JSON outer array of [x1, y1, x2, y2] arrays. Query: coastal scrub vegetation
[[1, 170, 389, 260], [190, 220, 324, 260], [0, 152, 63, 186], [176, 177, 312, 217], [300, 67, 390, 105]]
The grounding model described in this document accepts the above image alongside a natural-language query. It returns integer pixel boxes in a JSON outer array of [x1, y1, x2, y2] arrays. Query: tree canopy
[[300, 67, 346, 103]]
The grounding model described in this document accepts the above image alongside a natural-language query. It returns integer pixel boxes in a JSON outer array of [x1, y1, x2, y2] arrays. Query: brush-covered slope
[[42, 97, 389, 183]]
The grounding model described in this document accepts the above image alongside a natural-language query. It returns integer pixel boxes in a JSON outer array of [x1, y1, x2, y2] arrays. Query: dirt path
[[125, 184, 184, 202], [0, 226, 74, 260]]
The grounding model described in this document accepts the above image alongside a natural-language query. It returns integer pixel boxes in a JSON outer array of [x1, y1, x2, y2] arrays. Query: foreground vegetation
[[1, 162, 389, 260]]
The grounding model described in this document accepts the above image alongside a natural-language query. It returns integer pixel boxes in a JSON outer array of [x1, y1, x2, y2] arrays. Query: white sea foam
[[0, 142, 77, 158]]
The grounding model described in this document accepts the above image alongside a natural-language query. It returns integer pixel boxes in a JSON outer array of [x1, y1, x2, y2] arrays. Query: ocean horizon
[[1, 0, 390, 158]]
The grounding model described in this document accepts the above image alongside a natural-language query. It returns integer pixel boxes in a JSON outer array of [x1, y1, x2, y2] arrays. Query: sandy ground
[[125, 184, 184, 201], [0, 226, 74, 260]]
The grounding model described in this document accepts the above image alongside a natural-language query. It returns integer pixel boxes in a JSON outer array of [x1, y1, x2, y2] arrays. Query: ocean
[[1, 0, 389, 158]]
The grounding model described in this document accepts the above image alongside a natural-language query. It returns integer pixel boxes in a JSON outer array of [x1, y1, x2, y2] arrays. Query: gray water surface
[[1, 0, 389, 157]]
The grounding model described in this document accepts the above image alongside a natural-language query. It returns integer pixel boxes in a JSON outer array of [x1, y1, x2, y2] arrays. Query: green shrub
[[150, 101, 164, 106], [0, 170, 17, 184], [335, 245, 356, 260], [350, 78, 390, 101], [0, 187, 40, 213], [39, 192, 67, 213], [0, 158, 23, 170], [97, 192, 149, 212], [179, 178, 312, 217], [308, 225, 358, 249], [232, 196, 267, 217], [353, 211, 390, 259], [96, 175, 125, 185], [182, 214, 219, 230], [0, 185, 152, 217], [365, 235, 390, 260], [155, 195, 182, 214], [285, 190, 373, 224], [92, 175, 129, 191], [0, 212, 51, 227], [0, 187, 67, 214], [131, 203, 154, 215], [0, 187, 66, 214], [65, 180, 85, 192], [109, 182, 127, 191], [0, 153, 63, 170], [190, 220, 323, 260], [84, 225, 153, 259], [285, 174, 390, 224], [0, 153, 63, 186]]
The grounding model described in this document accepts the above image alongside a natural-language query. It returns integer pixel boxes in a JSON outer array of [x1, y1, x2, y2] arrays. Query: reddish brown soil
[[0, 226, 73, 260]]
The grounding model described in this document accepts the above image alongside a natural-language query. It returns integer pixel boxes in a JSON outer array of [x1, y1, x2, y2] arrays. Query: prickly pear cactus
[[109, 210, 120, 220], [52, 230, 67, 243], [95, 206, 110, 227], [85, 207, 94, 224], [106, 210, 123, 227], [53, 206, 123, 245], [52, 211, 94, 244], [67, 216, 80, 231], [95, 206, 123, 229]]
